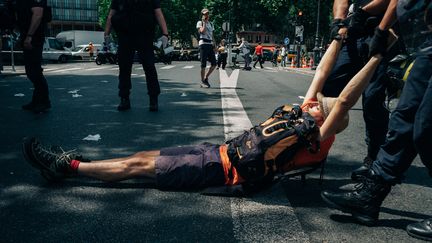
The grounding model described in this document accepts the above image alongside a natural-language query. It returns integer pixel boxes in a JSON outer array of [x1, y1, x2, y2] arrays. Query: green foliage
[[96, 0, 334, 49], [97, 0, 111, 31]]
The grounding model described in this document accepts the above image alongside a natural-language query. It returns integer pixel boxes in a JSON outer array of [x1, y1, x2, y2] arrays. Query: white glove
[[160, 35, 169, 49]]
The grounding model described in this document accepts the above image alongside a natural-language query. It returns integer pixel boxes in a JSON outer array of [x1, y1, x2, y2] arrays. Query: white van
[[42, 37, 72, 63], [71, 44, 102, 60]]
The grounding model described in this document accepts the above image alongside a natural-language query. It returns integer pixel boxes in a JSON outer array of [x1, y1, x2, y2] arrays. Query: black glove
[[330, 19, 345, 40], [348, 7, 371, 39], [368, 28, 389, 57]]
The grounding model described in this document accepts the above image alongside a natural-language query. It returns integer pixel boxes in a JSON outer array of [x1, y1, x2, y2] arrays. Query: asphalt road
[[0, 61, 431, 242]]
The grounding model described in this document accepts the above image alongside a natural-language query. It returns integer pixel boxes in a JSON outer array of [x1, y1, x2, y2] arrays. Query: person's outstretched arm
[[303, 39, 343, 102]]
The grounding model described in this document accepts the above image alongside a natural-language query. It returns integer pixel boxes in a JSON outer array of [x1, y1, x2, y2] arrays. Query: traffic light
[[297, 10, 303, 24]]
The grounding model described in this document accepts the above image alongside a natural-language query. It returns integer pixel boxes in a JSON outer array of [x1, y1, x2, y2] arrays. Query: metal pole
[[227, 0, 232, 67], [10, 34, 15, 72], [312, 0, 321, 70]]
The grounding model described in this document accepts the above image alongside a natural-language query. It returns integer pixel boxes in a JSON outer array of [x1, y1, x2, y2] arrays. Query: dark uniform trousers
[[373, 40, 432, 183], [322, 37, 398, 160], [23, 42, 49, 104], [117, 34, 160, 98]]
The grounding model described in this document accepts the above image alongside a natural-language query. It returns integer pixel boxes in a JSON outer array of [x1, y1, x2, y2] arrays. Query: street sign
[[284, 37, 290, 45], [222, 22, 231, 32]]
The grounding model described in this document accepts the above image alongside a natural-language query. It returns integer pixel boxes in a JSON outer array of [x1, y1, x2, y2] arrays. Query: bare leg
[[205, 65, 217, 80], [201, 68, 205, 81], [77, 151, 158, 182], [87, 150, 160, 164]]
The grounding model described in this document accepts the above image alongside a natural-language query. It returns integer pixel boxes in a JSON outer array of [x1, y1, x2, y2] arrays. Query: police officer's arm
[[104, 9, 116, 38], [24, 6, 43, 48], [333, 0, 348, 19], [362, 0, 393, 16], [154, 8, 168, 36], [331, 0, 349, 40], [368, 0, 398, 56]]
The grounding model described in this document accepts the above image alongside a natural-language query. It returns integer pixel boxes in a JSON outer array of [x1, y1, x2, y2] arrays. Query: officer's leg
[[362, 60, 389, 160], [138, 40, 160, 111], [413, 60, 432, 176], [372, 53, 432, 183], [23, 45, 49, 105], [117, 36, 134, 100]]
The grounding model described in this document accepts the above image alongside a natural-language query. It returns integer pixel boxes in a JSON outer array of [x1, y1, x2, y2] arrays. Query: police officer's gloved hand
[[330, 19, 344, 40], [160, 35, 169, 49], [348, 7, 371, 39], [368, 27, 389, 57]]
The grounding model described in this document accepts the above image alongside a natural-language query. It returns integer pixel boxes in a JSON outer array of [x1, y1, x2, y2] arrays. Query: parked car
[[42, 37, 72, 63], [70, 44, 102, 60]]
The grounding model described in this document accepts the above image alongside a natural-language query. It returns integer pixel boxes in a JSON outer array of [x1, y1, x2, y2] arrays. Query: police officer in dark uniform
[[324, 0, 403, 179], [322, 0, 432, 240], [16, 0, 51, 113], [105, 0, 168, 112]]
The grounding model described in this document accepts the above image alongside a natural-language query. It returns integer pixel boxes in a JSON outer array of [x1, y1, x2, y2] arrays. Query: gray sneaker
[[200, 78, 210, 88], [22, 137, 88, 181]]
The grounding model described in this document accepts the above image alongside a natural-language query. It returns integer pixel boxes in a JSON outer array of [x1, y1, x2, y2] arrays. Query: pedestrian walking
[[105, 0, 169, 112], [196, 8, 216, 88], [88, 42, 94, 60], [239, 38, 251, 70], [253, 42, 264, 69], [281, 45, 287, 67], [16, 0, 51, 113], [217, 39, 227, 70], [322, 0, 432, 241]]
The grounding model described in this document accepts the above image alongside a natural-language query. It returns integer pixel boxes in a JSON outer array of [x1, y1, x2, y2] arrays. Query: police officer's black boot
[[149, 95, 158, 112], [117, 97, 131, 111], [321, 169, 391, 226], [351, 156, 374, 181], [406, 218, 432, 241]]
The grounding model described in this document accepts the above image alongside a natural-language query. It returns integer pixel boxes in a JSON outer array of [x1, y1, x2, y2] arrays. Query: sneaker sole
[[321, 192, 377, 226], [22, 137, 61, 182]]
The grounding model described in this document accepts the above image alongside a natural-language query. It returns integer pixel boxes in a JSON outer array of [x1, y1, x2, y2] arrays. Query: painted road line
[[219, 69, 309, 242], [183, 65, 194, 69], [48, 67, 82, 73], [160, 65, 176, 70], [84, 66, 111, 71]]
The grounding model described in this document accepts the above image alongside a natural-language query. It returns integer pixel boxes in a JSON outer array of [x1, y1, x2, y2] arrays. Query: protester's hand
[[369, 28, 389, 57], [348, 8, 371, 39], [160, 35, 169, 48], [23, 36, 32, 50]]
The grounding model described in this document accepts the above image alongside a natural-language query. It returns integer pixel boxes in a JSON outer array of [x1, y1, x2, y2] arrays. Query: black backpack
[[226, 105, 319, 184]]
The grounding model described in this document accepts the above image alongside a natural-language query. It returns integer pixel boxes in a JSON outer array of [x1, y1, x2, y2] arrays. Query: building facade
[[47, 0, 102, 37]]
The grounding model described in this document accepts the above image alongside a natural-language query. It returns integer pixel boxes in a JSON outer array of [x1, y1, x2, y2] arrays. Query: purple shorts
[[155, 143, 225, 190]]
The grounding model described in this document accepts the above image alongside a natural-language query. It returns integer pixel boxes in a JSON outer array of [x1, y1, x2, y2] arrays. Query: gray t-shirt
[[196, 20, 214, 45]]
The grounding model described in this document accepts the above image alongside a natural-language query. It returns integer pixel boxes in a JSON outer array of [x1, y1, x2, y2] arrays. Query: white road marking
[[48, 67, 81, 73], [183, 65, 194, 69], [219, 69, 309, 242], [84, 66, 110, 71], [160, 65, 175, 70]]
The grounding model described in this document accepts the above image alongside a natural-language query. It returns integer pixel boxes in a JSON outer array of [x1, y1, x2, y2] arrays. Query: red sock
[[70, 159, 81, 171]]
